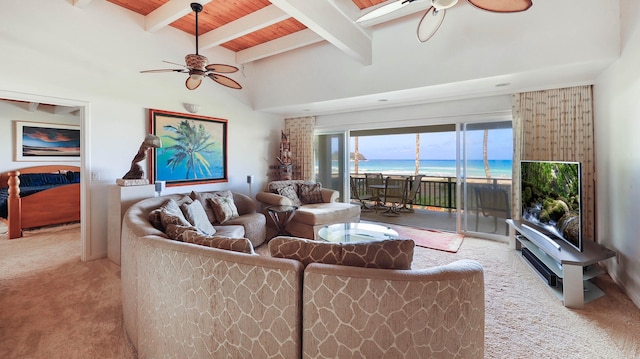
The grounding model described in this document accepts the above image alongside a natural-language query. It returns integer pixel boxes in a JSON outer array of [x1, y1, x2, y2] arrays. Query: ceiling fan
[[141, 2, 242, 90], [356, 0, 532, 43]]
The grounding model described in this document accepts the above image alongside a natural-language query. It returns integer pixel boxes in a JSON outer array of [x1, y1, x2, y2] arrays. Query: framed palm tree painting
[[149, 109, 228, 186]]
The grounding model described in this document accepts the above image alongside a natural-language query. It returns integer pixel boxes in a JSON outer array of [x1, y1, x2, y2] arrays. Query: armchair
[[473, 185, 511, 235], [256, 180, 360, 239]]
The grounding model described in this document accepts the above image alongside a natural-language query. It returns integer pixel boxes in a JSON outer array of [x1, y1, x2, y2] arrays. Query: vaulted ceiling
[[73, 0, 432, 65]]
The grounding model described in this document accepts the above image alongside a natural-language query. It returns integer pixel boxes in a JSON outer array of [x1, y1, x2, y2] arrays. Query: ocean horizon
[[347, 159, 513, 178]]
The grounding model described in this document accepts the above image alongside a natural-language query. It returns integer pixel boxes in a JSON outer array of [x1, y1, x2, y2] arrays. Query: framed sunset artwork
[[14, 121, 81, 161], [148, 109, 228, 187]]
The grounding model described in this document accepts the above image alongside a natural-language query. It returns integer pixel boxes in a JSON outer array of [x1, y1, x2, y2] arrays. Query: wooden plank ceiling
[[97, 0, 392, 64]]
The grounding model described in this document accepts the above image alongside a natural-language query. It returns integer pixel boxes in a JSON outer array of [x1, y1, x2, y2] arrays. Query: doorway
[[0, 90, 90, 261]]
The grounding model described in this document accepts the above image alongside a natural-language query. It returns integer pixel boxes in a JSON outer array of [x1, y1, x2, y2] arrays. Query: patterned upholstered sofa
[[121, 195, 485, 358], [256, 180, 361, 239]]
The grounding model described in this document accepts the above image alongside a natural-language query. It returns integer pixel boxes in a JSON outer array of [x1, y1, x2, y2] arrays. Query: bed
[[0, 165, 80, 239]]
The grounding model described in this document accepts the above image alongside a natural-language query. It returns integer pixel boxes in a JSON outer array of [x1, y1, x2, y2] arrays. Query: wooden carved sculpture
[[122, 134, 162, 180]]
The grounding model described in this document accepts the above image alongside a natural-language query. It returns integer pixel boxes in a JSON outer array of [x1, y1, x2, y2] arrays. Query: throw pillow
[[190, 190, 233, 223], [268, 236, 414, 270], [181, 229, 255, 254], [277, 185, 301, 206], [208, 196, 240, 224], [180, 200, 216, 235], [299, 183, 323, 204], [159, 199, 192, 227], [160, 209, 191, 229], [148, 208, 164, 231], [164, 223, 198, 241], [149, 197, 193, 230]]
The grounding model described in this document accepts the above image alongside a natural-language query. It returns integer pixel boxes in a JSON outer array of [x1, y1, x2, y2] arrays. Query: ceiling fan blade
[[140, 69, 187, 73], [466, 0, 532, 12], [207, 73, 242, 90], [185, 76, 202, 90], [356, 0, 422, 23], [417, 7, 446, 43], [162, 60, 188, 68], [205, 64, 239, 73]]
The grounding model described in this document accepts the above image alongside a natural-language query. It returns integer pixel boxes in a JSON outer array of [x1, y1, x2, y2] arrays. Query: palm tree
[[161, 120, 217, 179], [483, 129, 492, 181], [354, 136, 359, 174], [415, 133, 420, 175]]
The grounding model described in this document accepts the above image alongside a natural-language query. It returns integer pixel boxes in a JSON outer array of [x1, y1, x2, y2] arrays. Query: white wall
[[593, 0, 640, 307], [0, 1, 281, 260], [0, 101, 81, 169], [315, 95, 512, 132]]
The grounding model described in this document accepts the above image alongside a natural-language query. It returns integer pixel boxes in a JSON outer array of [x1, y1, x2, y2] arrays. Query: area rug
[[363, 220, 464, 253]]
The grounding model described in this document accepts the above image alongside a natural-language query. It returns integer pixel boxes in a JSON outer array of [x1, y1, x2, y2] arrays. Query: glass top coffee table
[[318, 222, 399, 243]]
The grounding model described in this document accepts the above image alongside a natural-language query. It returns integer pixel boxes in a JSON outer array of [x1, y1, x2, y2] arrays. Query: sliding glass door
[[314, 121, 513, 238], [315, 132, 347, 202], [459, 121, 513, 238]]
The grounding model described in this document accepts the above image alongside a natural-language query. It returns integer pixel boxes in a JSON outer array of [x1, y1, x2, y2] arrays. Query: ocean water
[[348, 159, 513, 178]]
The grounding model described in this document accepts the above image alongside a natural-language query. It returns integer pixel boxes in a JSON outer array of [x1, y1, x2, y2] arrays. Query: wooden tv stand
[[506, 219, 616, 309]]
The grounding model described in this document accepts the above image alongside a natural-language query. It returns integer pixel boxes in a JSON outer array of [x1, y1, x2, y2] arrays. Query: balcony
[[351, 174, 512, 236]]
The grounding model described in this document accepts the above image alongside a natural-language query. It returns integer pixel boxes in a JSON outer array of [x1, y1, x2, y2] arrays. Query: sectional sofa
[[121, 194, 485, 358]]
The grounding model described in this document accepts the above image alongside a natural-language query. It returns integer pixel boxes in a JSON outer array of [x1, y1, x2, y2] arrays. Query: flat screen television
[[520, 160, 582, 252]]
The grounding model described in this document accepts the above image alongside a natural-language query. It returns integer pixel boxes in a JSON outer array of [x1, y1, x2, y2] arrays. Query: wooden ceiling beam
[[356, 0, 432, 27], [236, 28, 324, 64], [269, 0, 372, 65], [54, 106, 81, 115], [27, 102, 39, 112], [199, 5, 290, 50], [328, 0, 363, 20], [145, 0, 213, 33]]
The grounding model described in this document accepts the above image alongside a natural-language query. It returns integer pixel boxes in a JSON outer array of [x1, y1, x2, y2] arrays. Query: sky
[[350, 128, 513, 161]]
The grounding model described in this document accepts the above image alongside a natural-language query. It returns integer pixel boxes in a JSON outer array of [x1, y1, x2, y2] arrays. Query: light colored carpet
[[0, 223, 136, 359], [1, 223, 639, 358], [410, 237, 640, 359]]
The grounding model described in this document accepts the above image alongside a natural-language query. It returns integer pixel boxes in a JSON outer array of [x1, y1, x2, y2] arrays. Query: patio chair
[[474, 185, 511, 235], [399, 174, 424, 213], [365, 173, 385, 209], [381, 176, 409, 216], [350, 176, 373, 211]]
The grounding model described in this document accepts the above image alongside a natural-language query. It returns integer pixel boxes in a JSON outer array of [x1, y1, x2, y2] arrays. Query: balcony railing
[[351, 174, 512, 211]]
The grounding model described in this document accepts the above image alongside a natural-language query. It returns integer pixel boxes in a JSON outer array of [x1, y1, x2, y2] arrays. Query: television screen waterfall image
[[520, 160, 582, 252]]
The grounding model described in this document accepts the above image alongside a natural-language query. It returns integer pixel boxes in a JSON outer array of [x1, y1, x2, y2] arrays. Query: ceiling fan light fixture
[[431, 0, 458, 10], [190, 72, 205, 81]]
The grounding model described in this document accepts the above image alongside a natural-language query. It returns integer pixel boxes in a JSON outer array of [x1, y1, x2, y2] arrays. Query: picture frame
[[14, 121, 81, 161], [149, 109, 228, 187]]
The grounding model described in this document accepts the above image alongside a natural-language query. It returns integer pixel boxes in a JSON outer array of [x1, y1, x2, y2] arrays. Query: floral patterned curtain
[[512, 85, 595, 241], [285, 116, 316, 181]]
